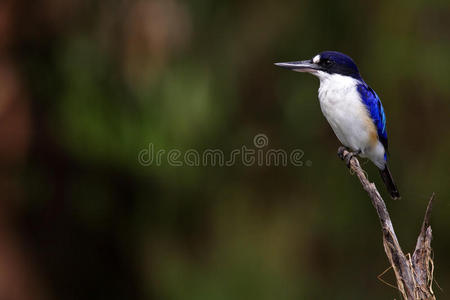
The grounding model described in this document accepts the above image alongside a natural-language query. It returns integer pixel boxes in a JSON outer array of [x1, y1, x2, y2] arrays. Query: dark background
[[0, 0, 449, 299]]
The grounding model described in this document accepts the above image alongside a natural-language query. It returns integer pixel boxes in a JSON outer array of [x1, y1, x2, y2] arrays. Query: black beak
[[274, 60, 322, 72]]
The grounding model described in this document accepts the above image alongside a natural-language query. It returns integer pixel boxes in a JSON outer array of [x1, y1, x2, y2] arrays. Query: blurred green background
[[0, 0, 448, 299]]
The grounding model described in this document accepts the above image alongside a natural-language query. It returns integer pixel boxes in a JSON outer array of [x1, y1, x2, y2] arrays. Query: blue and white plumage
[[275, 51, 400, 199]]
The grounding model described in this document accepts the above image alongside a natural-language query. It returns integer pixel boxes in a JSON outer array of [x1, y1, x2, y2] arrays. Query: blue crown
[[318, 51, 361, 80]]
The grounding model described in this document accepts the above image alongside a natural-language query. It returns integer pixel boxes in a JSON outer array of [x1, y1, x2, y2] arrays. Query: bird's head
[[275, 51, 362, 80]]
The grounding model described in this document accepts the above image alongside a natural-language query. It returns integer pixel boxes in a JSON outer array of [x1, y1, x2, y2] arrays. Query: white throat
[[314, 71, 358, 90], [315, 72, 360, 114]]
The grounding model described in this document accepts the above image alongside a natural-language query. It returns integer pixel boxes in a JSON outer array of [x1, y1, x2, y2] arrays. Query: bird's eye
[[323, 59, 332, 66]]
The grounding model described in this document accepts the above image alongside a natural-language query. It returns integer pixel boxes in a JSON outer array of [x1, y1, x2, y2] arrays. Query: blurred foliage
[[0, 0, 448, 299]]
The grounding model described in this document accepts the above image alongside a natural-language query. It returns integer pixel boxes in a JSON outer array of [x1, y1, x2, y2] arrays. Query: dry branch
[[337, 147, 435, 300]]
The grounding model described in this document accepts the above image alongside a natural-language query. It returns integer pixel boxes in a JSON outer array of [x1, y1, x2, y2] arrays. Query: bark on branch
[[337, 147, 435, 300]]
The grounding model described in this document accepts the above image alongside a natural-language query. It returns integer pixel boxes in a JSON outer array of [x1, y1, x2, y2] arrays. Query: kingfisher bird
[[275, 51, 400, 199]]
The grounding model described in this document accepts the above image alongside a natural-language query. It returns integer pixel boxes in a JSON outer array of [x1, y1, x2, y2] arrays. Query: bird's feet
[[345, 149, 361, 166], [337, 147, 361, 167]]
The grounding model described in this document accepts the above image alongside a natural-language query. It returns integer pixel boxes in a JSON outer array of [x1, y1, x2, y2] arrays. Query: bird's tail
[[379, 164, 400, 200]]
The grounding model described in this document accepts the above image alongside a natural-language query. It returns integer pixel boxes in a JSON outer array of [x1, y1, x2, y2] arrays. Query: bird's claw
[[337, 147, 361, 167], [337, 146, 347, 160], [344, 150, 361, 167]]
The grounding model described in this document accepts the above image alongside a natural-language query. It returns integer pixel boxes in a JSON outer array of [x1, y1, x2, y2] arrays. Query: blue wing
[[357, 83, 388, 154]]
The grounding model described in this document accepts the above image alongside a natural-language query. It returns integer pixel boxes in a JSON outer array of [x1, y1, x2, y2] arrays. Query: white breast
[[315, 72, 385, 168]]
